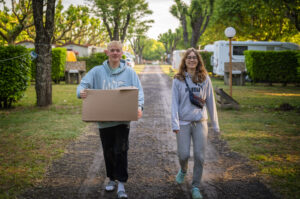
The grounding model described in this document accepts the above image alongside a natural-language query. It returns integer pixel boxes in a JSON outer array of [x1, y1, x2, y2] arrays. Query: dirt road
[[20, 65, 278, 199]]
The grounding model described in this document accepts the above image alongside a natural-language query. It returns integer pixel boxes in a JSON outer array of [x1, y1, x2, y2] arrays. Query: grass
[[133, 64, 145, 74], [0, 84, 86, 199], [160, 64, 300, 199]]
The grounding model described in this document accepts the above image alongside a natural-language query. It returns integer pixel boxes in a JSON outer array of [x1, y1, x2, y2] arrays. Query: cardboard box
[[82, 87, 138, 121]]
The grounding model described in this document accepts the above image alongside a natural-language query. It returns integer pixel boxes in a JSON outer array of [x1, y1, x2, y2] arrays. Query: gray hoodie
[[171, 73, 219, 132]]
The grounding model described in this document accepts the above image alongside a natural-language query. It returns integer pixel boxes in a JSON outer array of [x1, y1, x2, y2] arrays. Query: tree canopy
[[91, 0, 153, 42]]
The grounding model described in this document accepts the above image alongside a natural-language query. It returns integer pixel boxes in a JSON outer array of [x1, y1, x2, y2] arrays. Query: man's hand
[[80, 89, 87, 99], [138, 108, 143, 119], [173, 130, 179, 134]]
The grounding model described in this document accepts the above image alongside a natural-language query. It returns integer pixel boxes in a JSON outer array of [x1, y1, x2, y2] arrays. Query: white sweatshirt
[[171, 73, 220, 132]]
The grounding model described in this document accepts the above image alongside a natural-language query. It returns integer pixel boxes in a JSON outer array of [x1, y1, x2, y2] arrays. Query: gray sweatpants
[[176, 121, 208, 188]]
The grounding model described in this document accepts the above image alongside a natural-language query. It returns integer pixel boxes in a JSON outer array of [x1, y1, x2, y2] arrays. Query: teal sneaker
[[191, 187, 203, 199], [175, 169, 186, 184]]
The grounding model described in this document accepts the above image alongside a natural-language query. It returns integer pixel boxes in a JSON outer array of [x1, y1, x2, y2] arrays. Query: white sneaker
[[105, 180, 116, 192], [117, 190, 128, 199]]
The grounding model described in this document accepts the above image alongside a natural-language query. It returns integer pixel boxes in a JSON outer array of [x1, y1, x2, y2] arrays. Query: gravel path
[[20, 64, 278, 199]]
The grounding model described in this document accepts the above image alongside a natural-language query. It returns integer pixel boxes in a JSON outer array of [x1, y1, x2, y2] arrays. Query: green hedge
[[52, 48, 66, 83], [78, 52, 108, 72], [297, 52, 300, 79], [78, 53, 127, 72], [244, 50, 299, 85], [0, 45, 31, 108], [199, 51, 213, 72], [30, 48, 67, 83]]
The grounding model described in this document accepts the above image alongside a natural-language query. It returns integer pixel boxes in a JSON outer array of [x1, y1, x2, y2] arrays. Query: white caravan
[[210, 40, 299, 76], [172, 50, 186, 70]]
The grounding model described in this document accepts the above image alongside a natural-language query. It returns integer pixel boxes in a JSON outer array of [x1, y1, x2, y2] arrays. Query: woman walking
[[171, 48, 220, 199]]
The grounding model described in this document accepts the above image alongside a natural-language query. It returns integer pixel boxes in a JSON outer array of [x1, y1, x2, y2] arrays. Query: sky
[[61, 0, 190, 40]]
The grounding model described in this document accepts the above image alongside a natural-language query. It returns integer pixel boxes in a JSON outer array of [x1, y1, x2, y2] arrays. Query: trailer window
[[233, 46, 248, 55]]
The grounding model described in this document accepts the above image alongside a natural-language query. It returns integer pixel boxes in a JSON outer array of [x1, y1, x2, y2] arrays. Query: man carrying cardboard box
[[77, 41, 144, 199]]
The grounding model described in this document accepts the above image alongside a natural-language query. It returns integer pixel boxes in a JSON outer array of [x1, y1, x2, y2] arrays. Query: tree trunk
[[32, 0, 56, 107], [181, 16, 189, 48], [35, 44, 52, 106]]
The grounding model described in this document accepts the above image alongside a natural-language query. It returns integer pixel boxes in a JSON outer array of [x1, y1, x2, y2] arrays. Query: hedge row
[[30, 48, 67, 84], [78, 52, 108, 72], [244, 50, 299, 85], [78, 53, 127, 72], [199, 51, 213, 72], [0, 45, 31, 108], [52, 48, 67, 83]]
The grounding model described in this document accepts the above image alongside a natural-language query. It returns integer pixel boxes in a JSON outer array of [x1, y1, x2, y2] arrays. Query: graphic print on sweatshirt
[[102, 79, 126, 90]]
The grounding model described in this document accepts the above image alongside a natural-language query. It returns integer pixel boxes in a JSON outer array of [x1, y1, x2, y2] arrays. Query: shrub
[[244, 50, 299, 85], [52, 48, 67, 84], [199, 51, 213, 72], [78, 52, 108, 72], [0, 45, 31, 108], [30, 48, 67, 83]]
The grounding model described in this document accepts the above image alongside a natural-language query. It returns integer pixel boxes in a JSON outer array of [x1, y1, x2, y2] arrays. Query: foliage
[[170, 0, 189, 48], [52, 1, 109, 45], [202, 0, 300, 44], [158, 28, 181, 63], [78, 52, 108, 72], [244, 50, 299, 85], [51, 48, 66, 84], [200, 51, 213, 72], [170, 0, 214, 48], [0, 0, 34, 44], [129, 35, 147, 64], [0, 45, 31, 108], [142, 39, 165, 61], [91, 0, 153, 42]]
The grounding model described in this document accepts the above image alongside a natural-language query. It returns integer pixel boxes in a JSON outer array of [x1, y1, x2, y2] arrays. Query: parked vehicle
[[208, 40, 299, 76], [126, 58, 135, 68], [172, 50, 188, 70]]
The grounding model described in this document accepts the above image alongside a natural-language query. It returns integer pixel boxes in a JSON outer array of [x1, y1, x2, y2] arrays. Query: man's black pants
[[99, 124, 129, 182]]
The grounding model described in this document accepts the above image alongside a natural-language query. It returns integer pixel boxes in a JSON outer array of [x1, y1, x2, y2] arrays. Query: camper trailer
[[210, 40, 299, 76], [172, 50, 186, 70]]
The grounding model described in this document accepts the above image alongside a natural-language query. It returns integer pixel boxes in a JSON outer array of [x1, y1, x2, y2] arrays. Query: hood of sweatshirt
[[102, 59, 127, 75]]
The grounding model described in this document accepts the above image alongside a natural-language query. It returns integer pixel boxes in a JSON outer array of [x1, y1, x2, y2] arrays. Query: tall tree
[[26, 1, 108, 46], [130, 35, 147, 64], [170, 0, 188, 48], [188, 0, 214, 48], [158, 28, 181, 64], [0, 0, 34, 44], [91, 0, 153, 42], [209, 0, 299, 42], [142, 39, 165, 61], [128, 17, 153, 64], [170, 0, 214, 48], [32, 0, 56, 106]]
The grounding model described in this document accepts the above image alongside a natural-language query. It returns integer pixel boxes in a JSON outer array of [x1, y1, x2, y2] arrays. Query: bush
[[0, 45, 31, 108], [30, 48, 67, 83], [297, 52, 300, 80], [199, 51, 213, 72], [52, 48, 67, 84], [78, 52, 108, 72], [244, 50, 299, 85]]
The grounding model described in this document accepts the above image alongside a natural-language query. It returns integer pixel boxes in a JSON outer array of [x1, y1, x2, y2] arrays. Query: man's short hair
[[107, 40, 123, 50]]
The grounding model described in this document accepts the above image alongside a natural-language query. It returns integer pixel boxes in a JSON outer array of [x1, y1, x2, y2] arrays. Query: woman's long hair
[[174, 48, 208, 83]]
